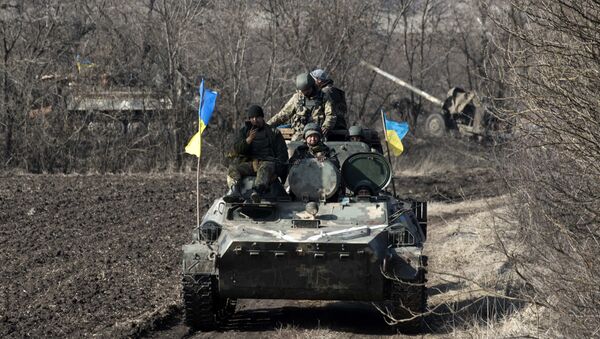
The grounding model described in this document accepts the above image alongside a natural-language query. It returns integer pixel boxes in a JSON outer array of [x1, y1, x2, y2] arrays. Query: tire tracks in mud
[[140, 299, 399, 338]]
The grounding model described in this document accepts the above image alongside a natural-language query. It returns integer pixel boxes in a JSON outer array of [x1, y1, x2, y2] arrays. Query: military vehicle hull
[[182, 196, 427, 332], [182, 142, 427, 332], [185, 237, 423, 301]]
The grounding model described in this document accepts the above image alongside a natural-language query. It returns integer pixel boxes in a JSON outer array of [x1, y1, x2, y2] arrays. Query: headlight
[[200, 221, 222, 242]]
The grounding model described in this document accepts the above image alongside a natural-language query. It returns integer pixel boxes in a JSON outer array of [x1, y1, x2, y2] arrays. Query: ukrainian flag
[[383, 113, 409, 156], [185, 79, 218, 157]]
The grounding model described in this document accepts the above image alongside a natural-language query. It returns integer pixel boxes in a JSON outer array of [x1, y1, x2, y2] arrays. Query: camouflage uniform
[[228, 122, 288, 189], [267, 91, 337, 141], [321, 82, 347, 130], [443, 87, 482, 134]]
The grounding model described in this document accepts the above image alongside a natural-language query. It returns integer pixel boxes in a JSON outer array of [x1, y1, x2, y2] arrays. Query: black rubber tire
[[182, 274, 237, 332], [388, 270, 427, 334], [423, 113, 447, 138]]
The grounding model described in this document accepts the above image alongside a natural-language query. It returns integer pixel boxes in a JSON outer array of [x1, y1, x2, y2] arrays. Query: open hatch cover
[[341, 152, 392, 194]]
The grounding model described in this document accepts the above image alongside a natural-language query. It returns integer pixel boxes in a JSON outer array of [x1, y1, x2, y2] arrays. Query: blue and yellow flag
[[185, 79, 218, 157], [76, 54, 96, 73], [383, 113, 409, 156]]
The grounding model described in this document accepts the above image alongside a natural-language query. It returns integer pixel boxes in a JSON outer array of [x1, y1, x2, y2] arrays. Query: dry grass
[[395, 137, 493, 177], [423, 196, 538, 338]]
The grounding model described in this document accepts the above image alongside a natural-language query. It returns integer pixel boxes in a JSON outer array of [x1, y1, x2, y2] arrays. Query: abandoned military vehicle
[[181, 129, 428, 332]]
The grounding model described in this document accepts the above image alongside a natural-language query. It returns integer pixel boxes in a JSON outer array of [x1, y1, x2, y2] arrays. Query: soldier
[[225, 105, 288, 203], [354, 180, 376, 197], [267, 73, 337, 141], [310, 69, 347, 131], [289, 123, 339, 168], [348, 125, 364, 142], [347, 125, 383, 153]]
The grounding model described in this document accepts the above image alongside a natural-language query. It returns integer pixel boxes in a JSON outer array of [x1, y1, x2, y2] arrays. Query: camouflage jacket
[[267, 91, 336, 140], [289, 142, 340, 169], [322, 83, 348, 130], [232, 122, 288, 166]]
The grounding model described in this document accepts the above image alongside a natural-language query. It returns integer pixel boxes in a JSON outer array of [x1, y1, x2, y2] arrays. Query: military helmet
[[296, 73, 316, 91], [348, 125, 363, 137], [303, 122, 321, 138], [354, 180, 375, 195], [310, 69, 329, 82]]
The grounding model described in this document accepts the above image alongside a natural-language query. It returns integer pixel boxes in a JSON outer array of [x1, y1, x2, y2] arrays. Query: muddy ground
[[0, 144, 507, 338]]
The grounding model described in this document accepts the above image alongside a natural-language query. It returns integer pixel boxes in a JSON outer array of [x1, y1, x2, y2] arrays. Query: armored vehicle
[[181, 135, 428, 332]]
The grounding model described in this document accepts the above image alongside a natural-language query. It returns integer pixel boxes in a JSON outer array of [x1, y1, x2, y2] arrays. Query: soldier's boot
[[224, 182, 242, 203], [250, 183, 270, 203], [250, 189, 261, 203]]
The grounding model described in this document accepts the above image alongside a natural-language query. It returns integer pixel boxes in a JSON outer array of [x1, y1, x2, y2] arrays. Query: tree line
[[1, 0, 496, 172]]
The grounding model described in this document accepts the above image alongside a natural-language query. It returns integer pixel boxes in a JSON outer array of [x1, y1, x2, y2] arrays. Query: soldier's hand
[[321, 127, 329, 136], [246, 128, 257, 144]]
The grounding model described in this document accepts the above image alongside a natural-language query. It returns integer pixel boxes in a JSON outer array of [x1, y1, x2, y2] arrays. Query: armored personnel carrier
[[181, 134, 428, 332]]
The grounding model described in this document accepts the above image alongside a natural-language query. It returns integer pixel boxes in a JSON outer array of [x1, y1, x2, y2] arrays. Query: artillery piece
[[361, 60, 493, 139]]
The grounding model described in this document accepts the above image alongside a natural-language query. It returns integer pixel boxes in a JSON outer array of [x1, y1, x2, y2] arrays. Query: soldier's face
[[301, 87, 314, 97], [357, 188, 371, 196], [306, 134, 320, 146], [350, 136, 362, 142], [249, 116, 264, 128]]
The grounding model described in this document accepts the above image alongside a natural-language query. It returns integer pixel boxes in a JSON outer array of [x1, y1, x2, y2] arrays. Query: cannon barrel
[[360, 60, 444, 107]]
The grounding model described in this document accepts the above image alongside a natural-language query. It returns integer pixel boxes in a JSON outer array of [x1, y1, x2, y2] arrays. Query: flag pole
[[195, 81, 204, 231], [381, 110, 397, 197], [196, 149, 200, 229]]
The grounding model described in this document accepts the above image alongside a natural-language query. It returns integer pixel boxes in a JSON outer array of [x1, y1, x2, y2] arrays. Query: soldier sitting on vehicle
[[225, 105, 288, 203], [289, 123, 340, 168], [310, 69, 348, 132], [268, 73, 342, 141]]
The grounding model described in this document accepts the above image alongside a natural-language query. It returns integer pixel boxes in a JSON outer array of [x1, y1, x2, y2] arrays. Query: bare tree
[[493, 1, 600, 336], [1, 0, 512, 173]]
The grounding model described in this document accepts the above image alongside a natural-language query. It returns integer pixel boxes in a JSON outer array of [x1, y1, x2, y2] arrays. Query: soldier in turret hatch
[[348, 125, 364, 142], [354, 180, 376, 197], [348, 125, 383, 153], [267, 73, 339, 141], [289, 123, 339, 168], [225, 105, 288, 203]]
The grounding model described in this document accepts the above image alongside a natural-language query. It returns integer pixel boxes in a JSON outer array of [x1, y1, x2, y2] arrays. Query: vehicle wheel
[[181, 274, 236, 331], [388, 270, 427, 334], [423, 113, 447, 138]]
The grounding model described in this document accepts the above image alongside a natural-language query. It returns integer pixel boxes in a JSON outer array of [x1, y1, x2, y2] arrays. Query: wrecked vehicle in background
[[181, 134, 429, 333]]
